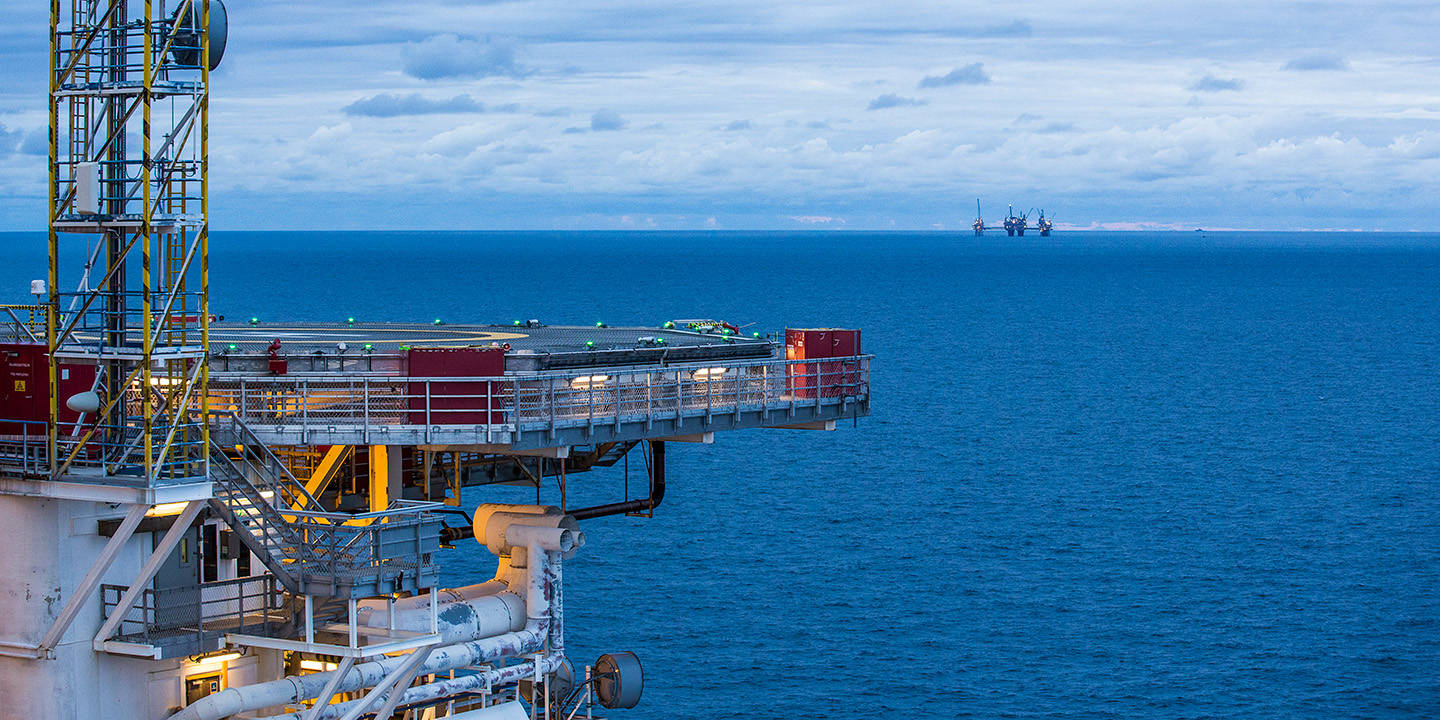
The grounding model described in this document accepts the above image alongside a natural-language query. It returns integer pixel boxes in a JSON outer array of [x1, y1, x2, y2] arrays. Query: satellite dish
[[170, 0, 228, 71]]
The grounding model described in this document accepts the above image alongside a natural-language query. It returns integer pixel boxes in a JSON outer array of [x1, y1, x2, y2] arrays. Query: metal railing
[[0, 420, 48, 478], [0, 304, 45, 343], [99, 575, 284, 656], [282, 503, 444, 586], [210, 412, 321, 511], [0, 416, 207, 485], [206, 355, 871, 442], [204, 421, 442, 596]]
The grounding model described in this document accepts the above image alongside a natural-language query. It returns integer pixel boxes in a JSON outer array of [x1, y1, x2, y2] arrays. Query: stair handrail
[[206, 410, 325, 511], [205, 445, 303, 591], [204, 412, 442, 596]]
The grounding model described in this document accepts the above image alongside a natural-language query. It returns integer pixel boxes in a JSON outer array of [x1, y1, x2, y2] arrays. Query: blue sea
[[3, 230, 1438, 718]]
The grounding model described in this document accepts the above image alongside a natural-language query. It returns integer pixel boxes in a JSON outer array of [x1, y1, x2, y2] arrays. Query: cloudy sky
[[3, 1, 1440, 231]]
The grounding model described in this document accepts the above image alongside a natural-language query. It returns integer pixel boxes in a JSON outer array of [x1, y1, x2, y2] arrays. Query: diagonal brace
[[36, 504, 148, 656], [92, 501, 204, 650], [302, 655, 356, 720], [334, 647, 433, 720]]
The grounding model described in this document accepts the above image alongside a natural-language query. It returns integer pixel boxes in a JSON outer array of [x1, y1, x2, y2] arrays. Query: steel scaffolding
[[48, 0, 212, 484]]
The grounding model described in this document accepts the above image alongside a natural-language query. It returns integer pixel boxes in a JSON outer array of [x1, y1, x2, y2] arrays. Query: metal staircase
[[207, 414, 443, 599], [593, 440, 640, 468]]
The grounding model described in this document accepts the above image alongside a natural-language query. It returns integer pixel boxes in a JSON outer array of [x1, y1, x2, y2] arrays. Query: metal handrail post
[[789, 364, 797, 418], [734, 369, 741, 421], [761, 366, 769, 422], [484, 380, 493, 444], [301, 379, 309, 442], [815, 362, 822, 410]]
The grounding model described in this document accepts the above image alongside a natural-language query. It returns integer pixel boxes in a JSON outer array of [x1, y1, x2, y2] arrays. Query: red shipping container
[[0, 342, 98, 434], [784, 329, 861, 399], [406, 348, 506, 425]]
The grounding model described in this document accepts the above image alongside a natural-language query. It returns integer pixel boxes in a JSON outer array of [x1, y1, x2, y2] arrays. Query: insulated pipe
[[168, 620, 549, 720], [506, 524, 581, 555], [475, 505, 583, 559], [355, 590, 524, 644], [255, 655, 566, 720], [169, 517, 570, 720], [552, 552, 564, 658], [353, 578, 522, 643], [255, 548, 566, 720]]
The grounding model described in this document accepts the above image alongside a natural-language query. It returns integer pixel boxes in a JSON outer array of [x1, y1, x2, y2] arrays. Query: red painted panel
[[406, 348, 506, 425], [0, 343, 98, 433], [784, 329, 861, 398]]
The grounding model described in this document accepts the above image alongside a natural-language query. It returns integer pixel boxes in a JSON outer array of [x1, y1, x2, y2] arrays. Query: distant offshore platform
[[973, 200, 1054, 236]]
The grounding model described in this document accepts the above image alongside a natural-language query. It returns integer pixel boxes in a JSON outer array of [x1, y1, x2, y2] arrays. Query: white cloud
[[590, 110, 626, 131], [344, 93, 486, 117], [401, 34, 525, 80], [918, 63, 990, 88], [4, 0, 1440, 229]]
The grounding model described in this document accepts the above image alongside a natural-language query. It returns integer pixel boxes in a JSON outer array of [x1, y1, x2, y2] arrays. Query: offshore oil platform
[[973, 201, 1054, 237], [0, 3, 871, 720]]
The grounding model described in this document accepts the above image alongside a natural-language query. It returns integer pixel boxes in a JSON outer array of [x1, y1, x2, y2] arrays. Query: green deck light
[[227, 343, 236, 351], [347, 316, 355, 325], [249, 316, 258, 325], [663, 321, 675, 329], [752, 332, 761, 338], [433, 318, 443, 325], [363, 343, 373, 351], [513, 320, 522, 326], [596, 321, 606, 328], [585, 340, 595, 348]]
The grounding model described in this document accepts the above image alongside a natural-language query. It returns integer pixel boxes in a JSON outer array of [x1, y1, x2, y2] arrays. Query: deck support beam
[[367, 445, 400, 512], [303, 444, 351, 501]]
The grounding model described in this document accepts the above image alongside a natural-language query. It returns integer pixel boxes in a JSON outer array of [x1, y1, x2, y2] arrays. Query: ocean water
[[3, 230, 1439, 718]]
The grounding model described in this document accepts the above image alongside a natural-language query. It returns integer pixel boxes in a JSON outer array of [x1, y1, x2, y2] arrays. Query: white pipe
[[171, 588, 547, 720], [257, 654, 566, 720], [355, 587, 524, 644], [169, 517, 568, 720], [551, 552, 564, 658], [168, 624, 549, 720], [255, 548, 566, 720]]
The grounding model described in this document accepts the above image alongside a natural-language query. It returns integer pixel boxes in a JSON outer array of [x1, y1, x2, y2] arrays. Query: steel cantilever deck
[[205, 322, 871, 450]]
